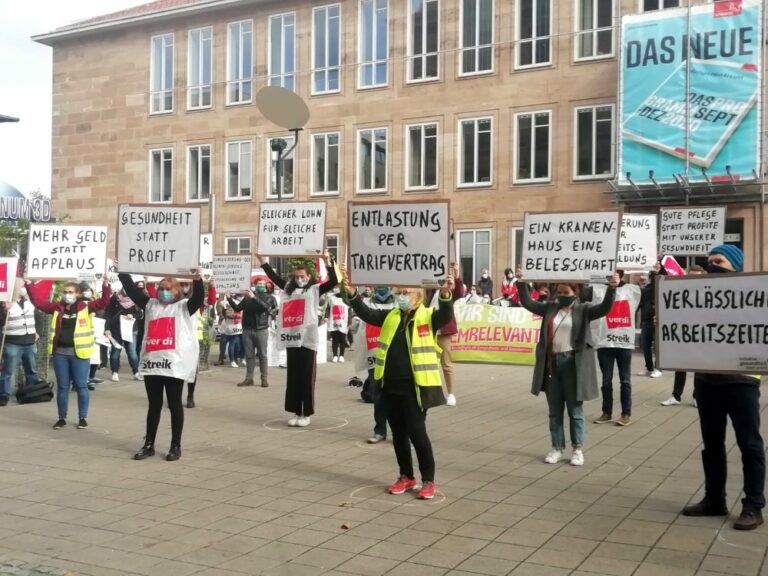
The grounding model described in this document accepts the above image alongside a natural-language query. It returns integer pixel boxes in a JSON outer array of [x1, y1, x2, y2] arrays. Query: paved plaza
[[0, 356, 766, 576]]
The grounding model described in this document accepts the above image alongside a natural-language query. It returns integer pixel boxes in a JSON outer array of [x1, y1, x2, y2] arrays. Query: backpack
[[360, 375, 376, 404], [16, 381, 54, 404]]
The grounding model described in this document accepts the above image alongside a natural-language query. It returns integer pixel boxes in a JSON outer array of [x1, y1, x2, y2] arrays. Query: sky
[[0, 0, 141, 197]]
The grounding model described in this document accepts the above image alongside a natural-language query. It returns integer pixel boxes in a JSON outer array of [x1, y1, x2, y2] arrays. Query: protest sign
[[257, 202, 326, 256], [659, 206, 725, 256], [618, 214, 657, 271], [117, 204, 201, 276], [656, 273, 768, 374], [521, 211, 622, 282], [0, 257, 18, 303], [200, 233, 213, 275], [661, 255, 685, 276], [348, 200, 450, 287], [28, 224, 108, 280], [212, 254, 252, 292], [451, 304, 539, 366]]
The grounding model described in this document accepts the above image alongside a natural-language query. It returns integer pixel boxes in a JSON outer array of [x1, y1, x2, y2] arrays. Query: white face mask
[[181, 286, 190, 295], [482, 274, 488, 279], [63, 294, 76, 305], [295, 278, 308, 288], [18, 288, 27, 298], [82, 290, 93, 299]]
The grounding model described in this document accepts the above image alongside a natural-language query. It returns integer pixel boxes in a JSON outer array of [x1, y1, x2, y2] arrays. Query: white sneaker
[[570, 449, 584, 466], [661, 396, 681, 406], [650, 369, 663, 378], [544, 449, 563, 464], [693, 398, 698, 408], [287, 415, 299, 427], [133, 373, 143, 381], [332, 356, 338, 363], [240, 359, 246, 367], [111, 373, 119, 382], [230, 361, 238, 368], [446, 394, 457, 407], [296, 416, 310, 427], [637, 370, 651, 377], [338, 356, 345, 363]]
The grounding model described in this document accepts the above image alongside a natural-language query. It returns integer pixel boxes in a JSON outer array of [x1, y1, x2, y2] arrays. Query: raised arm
[[318, 260, 339, 296], [261, 263, 287, 290], [346, 293, 391, 327], [25, 281, 58, 314], [431, 293, 455, 332], [118, 273, 150, 309], [186, 279, 205, 316], [517, 281, 548, 315], [587, 285, 617, 320], [87, 283, 112, 313]]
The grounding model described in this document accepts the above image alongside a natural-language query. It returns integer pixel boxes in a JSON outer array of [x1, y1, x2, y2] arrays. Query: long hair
[[284, 265, 316, 296], [158, 277, 182, 302]]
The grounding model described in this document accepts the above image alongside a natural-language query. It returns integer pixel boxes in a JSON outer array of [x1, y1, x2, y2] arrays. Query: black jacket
[[478, 277, 493, 297], [639, 266, 667, 324], [105, 295, 144, 341], [228, 294, 277, 330]]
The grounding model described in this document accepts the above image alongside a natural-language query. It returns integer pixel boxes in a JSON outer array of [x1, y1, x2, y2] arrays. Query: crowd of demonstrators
[[105, 287, 143, 382], [0, 282, 40, 406], [229, 278, 277, 388], [638, 261, 667, 378]]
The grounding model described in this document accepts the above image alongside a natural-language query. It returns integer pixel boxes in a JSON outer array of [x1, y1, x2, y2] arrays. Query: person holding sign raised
[[516, 268, 617, 466], [228, 279, 277, 388], [258, 252, 338, 427], [119, 270, 204, 462], [342, 274, 455, 500]]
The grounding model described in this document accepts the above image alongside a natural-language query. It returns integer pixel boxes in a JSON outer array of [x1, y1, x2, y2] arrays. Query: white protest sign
[[117, 204, 201, 276], [656, 273, 768, 374], [618, 214, 657, 271], [212, 254, 252, 292], [348, 200, 450, 287], [200, 233, 213, 272], [521, 211, 622, 282], [28, 224, 108, 280], [257, 202, 326, 256], [0, 257, 18, 303], [659, 206, 725, 256]]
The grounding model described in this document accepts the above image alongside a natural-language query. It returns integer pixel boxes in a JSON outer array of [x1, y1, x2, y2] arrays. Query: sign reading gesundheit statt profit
[[619, 0, 762, 185]]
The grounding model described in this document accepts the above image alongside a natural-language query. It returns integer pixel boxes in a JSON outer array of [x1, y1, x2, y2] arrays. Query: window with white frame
[[458, 118, 492, 186], [312, 133, 340, 195], [359, 0, 389, 88], [268, 13, 296, 91], [574, 105, 614, 179], [408, 0, 439, 82], [226, 237, 251, 255], [227, 20, 253, 104], [641, 0, 678, 11], [150, 34, 174, 113], [406, 123, 438, 190], [313, 4, 341, 94], [358, 128, 387, 193], [459, 0, 493, 75], [267, 136, 295, 198], [516, 0, 551, 68], [226, 141, 252, 200], [458, 229, 491, 286], [187, 144, 211, 201], [514, 111, 551, 183], [188, 28, 212, 109], [326, 234, 340, 261], [149, 148, 173, 203], [575, 0, 614, 60], [510, 226, 524, 269]]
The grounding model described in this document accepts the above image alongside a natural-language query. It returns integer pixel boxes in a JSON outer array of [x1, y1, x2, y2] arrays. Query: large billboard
[[619, 0, 762, 185]]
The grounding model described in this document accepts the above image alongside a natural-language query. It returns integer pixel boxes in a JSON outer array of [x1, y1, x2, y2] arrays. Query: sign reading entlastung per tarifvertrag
[[212, 255, 252, 292], [618, 214, 657, 271], [257, 202, 326, 256], [656, 273, 768, 374], [521, 211, 622, 282], [117, 205, 201, 276], [659, 206, 725, 256], [27, 224, 108, 280], [348, 201, 450, 287]]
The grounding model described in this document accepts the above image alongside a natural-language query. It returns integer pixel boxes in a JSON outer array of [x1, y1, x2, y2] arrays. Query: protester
[[120, 271, 203, 461], [220, 300, 244, 368], [184, 277, 216, 408], [26, 278, 111, 429], [343, 273, 455, 499], [133, 280, 148, 353], [259, 252, 338, 427], [214, 293, 229, 366], [0, 282, 40, 406], [638, 261, 667, 378], [328, 288, 350, 363], [105, 289, 143, 382], [478, 269, 493, 298], [77, 282, 106, 390], [501, 268, 516, 301], [434, 262, 465, 406], [229, 279, 277, 388], [536, 284, 551, 302], [592, 271, 642, 427], [517, 268, 617, 466], [681, 245, 765, 530]]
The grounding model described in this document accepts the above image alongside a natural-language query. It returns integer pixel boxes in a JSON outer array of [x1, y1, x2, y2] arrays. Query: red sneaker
[[388, 475, 418, 495], [418, 481, 436, 499]]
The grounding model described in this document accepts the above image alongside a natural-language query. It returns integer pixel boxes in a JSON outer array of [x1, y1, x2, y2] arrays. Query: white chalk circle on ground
[[262, 416, 349, 433], [348, 484, 447, 506]]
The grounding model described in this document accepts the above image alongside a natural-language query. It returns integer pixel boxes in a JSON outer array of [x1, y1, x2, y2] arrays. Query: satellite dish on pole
[[256, 86, 310, 130]]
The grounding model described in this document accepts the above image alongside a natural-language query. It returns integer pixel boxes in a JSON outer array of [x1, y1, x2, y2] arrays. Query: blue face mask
[[158, 290, 175, 304], [375, 288, 391, 302], [396, 295, 411, 311]]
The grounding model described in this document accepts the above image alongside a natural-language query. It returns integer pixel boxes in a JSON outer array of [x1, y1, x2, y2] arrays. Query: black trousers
[[285, 347, 316, 416], [330, 331, 347, 357], [694, 380, 765, 511], [673, 371, 687, 401], [383, 389, 435, 482], [144, 375, 184, 446]]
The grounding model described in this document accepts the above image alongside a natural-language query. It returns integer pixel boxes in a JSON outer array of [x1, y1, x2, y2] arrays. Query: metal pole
[[276, 148, 284, 201]]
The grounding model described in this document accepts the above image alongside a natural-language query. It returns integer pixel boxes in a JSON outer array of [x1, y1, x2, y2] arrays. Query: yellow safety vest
[[374, 306, 442, 406], [196, 309, 204, 342], [49, 307, 95, 359]]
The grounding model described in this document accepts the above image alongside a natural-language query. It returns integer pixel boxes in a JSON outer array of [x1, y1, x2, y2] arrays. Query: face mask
[[295, 278, 308, 288], [256, 285, 267, 293], [332, 288, 340, 295], [557, 295, 576, 308], [507, 274, 514, 280], [707, 263, 731, 274], [158, 290, 175, 304], [62, 294, 76, 305], [82, 290, 93, 300], [482, 274, 488, 279], [361, 290, 371, 298], [181, 286, 190, 295], [396, 295, 411, 311], [539, 293, 549, 301], [18, 288, 27, 298]]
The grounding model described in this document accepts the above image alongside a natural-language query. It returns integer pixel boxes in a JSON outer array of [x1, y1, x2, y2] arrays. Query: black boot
[[134, 440, 155, 460], [682, 497, 728, 517], [166, 444, 182, 461], [186, 394, 195, 408]]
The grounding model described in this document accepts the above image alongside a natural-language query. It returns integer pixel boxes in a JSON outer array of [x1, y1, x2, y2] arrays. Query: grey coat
[[518, 283, 616, 402]]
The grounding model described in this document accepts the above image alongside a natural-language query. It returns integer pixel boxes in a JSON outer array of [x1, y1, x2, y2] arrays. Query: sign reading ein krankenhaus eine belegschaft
[[33, 0, 767, 285]]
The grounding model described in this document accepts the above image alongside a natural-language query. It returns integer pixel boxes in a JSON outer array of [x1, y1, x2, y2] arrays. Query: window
[[575, 0, 614, 60], [149, 148, 173, 203], [516, 0, 551, 68], [313, 4, 341, 94], [326, 234, 340, 261], [574, 105, 614, 179], [458, 118, 492, 186], [514, 111, 551, 183], [406, 123, 438, 190], [641, 0, 678, 10], [226, 237, 251, 255], [510, 226, 524, 269], [358, 128, 387, 193], [226, 141, 252, 200], [269, 13, 296, 91], [312, 133, 340, 195], [408, 0, 439, 82], [227, 20, 253, 104], [267, 136, 295, 198], [458, 229, 491, 286], [359, 0, 389, 88], [187, 144, 211, 201], [188, 28, 212, 109], [459, 0, 493, 76], [150, 34, 174, 113]]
